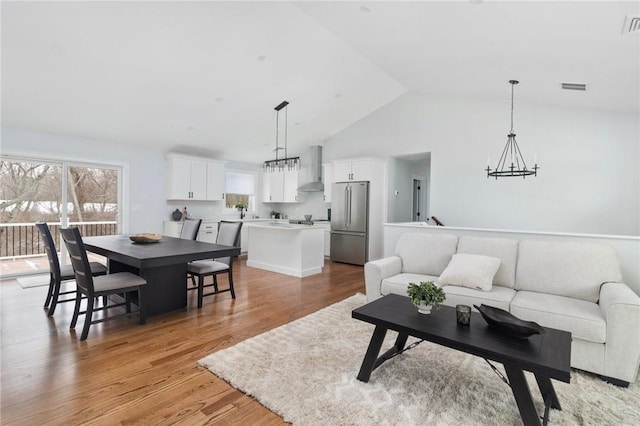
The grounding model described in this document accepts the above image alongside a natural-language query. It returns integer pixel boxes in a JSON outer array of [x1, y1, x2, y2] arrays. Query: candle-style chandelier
[[486, 80, 539, 179]]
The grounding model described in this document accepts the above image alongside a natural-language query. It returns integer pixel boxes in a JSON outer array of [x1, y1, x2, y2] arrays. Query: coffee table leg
[[357, 325, 388, 382], [504, 364, 541, 426], [535, 374, 561, 410]]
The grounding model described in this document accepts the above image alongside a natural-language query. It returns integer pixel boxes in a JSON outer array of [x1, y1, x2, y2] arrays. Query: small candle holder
[[456, 304, 471, 326]]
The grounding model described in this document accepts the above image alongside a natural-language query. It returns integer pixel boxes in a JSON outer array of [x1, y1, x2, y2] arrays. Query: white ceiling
[[2, 1, 638, 164]]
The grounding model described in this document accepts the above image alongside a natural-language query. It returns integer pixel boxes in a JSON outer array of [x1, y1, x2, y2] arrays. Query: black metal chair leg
[[80, 300, 94, 341], [213, 275, 219, 293], [228, 271, 235, 299], [44, 274, 54, 308], [47, 277, 63, 316], [197, 276, 204, 309], [70, 290, 82, 329]]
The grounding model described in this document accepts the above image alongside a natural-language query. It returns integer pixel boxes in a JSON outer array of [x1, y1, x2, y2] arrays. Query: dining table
[[82, 235, 240, 316]]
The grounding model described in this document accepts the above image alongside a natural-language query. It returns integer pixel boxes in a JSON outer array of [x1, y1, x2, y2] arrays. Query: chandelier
[[263, 100, 299, 172], [486, 80, 539, 179]]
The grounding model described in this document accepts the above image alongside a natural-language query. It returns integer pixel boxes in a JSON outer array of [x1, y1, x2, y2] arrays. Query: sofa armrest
[[364, 256, 402, 302], [599, 282, 640, 383]]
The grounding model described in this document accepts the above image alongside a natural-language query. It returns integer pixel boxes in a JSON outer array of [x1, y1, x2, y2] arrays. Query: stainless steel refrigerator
[[330, 181, 369, 265]]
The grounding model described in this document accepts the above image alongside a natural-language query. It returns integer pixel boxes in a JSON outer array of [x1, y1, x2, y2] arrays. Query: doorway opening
[[388, 153, 431, 223]]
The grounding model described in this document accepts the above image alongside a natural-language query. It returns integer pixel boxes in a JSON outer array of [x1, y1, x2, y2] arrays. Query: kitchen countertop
[[245, 221, 326, 230]]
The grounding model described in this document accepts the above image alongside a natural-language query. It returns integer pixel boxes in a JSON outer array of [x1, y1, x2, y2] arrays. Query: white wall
[[323, 92, 640, 236], [1, 127, 166, 234]]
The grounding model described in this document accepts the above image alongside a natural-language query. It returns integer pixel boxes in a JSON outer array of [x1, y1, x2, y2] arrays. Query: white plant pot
[[417, 300, 432, 314]]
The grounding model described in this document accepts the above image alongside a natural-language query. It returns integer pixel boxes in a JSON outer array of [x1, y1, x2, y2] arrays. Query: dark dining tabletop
[[82, 235, 240, 268], [82, 234, 241, 316]]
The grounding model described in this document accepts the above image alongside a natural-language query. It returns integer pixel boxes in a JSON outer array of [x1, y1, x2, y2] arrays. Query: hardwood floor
[[0, 258, 365, 424]]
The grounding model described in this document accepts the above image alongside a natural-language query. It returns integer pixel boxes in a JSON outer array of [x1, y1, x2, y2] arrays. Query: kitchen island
[[246, 222, 324, 277]]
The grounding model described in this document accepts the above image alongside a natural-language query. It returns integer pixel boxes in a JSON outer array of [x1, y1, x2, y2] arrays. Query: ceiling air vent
[[561, 82, 587, 91], [622, 15, 640, 34]]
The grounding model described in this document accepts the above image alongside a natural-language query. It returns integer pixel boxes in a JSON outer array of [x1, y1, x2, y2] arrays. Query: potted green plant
[[234, 202, 246, 211], [407, 281, 446, 314]]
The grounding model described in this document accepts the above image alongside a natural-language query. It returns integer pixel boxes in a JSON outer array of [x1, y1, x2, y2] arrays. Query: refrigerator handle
[[344, 186, 349, 227], [348, 185, 352, 227]]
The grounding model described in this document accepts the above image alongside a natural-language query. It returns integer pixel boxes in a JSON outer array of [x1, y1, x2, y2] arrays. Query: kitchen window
[[224, 170, 256, 212]]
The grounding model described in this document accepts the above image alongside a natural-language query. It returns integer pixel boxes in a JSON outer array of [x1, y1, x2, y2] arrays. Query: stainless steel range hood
[[298, 145, 324, 192]]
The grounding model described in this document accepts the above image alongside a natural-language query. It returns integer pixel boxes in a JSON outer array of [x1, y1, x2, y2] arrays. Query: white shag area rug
[[199, 294, 640, 425]]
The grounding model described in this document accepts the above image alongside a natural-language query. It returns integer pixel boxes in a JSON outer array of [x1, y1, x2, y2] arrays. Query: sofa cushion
[[515, 240, 622, 303], [511, 291, 606, 344], [437, 254, 501, 291], [457, 236, 518, 289], [394, 233, 458, 275], [381, 273, 440, 298], [442, 285, 515, 312]]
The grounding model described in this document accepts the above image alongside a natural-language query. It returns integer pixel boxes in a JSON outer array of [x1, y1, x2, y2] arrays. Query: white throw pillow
[[437, 254, 501, 292]]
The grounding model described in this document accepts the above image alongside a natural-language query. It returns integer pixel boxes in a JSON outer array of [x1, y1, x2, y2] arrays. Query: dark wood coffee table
[[352, 294, 571, 426]]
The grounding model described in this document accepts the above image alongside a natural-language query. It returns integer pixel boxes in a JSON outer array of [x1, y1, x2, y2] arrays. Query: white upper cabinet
[[283, 169, 300, 203], [262, 168, 301, 203], [166, 154, 225, 201], [206, 161, 226, 201], [262, 170, 284, 202], [333, 158, 373, 182], [322, 163, 333, 203]]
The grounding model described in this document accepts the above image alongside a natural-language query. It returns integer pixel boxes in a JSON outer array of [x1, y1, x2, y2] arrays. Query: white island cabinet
[[246, 222, 324, 278]]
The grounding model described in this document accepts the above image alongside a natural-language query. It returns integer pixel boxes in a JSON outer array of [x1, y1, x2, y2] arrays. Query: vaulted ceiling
[[2, 1, 638, 163]]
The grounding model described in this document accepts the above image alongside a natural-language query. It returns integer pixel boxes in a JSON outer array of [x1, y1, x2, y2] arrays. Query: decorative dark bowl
[[473, 304, 545, 339]]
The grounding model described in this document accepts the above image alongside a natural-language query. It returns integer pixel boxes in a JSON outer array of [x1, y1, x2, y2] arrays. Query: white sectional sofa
[[364, 233, 640, 386]]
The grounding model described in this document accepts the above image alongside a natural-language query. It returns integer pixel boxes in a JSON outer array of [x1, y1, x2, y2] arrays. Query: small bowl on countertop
[[129, 233, 162, 243], [304, 214, 313, 221]]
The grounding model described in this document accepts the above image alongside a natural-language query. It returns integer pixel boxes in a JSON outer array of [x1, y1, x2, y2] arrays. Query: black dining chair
[[187, 221, 242, 308], [60, 227, 147, 341], [180, 218, 202, 240], [36, 222, 108, 316]]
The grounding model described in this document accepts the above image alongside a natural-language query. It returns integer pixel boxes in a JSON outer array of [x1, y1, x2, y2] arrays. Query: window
[[224, 171, 256, 211], [0, 156, 122, 276]]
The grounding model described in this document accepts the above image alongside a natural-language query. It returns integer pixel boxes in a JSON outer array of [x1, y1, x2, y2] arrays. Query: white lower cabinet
[[240, 225, 248, 253], [163, 221, 183, 238]]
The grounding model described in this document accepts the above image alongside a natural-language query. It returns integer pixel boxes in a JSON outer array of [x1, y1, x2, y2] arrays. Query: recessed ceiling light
[[186, 126, 194, 131], [257, 55, 267, 61], [335, 93, 342, 98], [295, 122, 301, 126], [360, 6, 371, 13], [215, 97, 224, 102]]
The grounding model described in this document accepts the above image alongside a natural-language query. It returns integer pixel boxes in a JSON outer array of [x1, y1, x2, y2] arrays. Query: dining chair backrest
[[36, 222, 63, 282], [60, 227, 95, 295], [180, 219, 202, 240], [215, 221, 243, 266]]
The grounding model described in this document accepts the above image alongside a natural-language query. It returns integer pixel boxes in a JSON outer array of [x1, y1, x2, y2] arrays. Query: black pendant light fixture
[[486, 80, 539, 179], [263, 100, 299, 172]]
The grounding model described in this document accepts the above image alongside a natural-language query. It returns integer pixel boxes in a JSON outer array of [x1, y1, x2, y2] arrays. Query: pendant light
[[485, 80, 539, 179], [264, 100, 299, 172]]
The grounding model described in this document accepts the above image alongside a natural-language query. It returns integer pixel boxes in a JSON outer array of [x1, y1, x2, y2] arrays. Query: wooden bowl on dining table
[[129, 233, 162, 244]]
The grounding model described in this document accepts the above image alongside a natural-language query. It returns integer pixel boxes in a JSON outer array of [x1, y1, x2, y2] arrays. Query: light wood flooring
[[0, 258, 365, 424]]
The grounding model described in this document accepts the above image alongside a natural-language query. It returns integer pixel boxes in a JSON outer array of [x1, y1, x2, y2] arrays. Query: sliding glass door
[[0, 157, 122, 277]]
